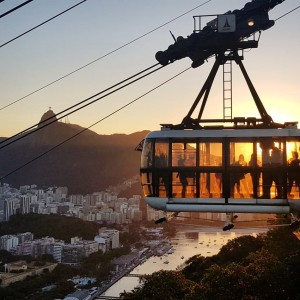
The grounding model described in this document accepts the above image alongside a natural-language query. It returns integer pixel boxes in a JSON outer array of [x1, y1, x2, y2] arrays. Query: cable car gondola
[[138, 0, 300, 226], [140, 126, 300, 215]]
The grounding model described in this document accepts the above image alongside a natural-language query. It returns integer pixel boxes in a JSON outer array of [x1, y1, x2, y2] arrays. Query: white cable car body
[[140, 127, 300, 215]]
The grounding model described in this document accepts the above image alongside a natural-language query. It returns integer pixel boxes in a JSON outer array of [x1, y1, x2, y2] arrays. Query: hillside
[[0, 214, 100, 243], [0, 109, 149, 194]]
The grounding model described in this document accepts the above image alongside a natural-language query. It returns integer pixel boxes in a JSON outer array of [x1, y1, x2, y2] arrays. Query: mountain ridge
[[0, 109, 149, 194]]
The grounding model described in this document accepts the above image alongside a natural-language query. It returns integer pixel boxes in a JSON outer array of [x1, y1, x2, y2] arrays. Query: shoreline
[[98, 239, 173, 296], [99, 225, 269, 297]]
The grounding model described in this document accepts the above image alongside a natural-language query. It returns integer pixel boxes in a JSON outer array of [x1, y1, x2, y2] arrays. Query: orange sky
[[0, 0, 299, 137]]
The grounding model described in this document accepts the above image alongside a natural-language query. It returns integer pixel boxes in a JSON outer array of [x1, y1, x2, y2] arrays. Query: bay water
[[101, 226, 268, 297]]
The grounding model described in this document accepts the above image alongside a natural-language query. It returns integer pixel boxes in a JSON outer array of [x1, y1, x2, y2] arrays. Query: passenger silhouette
[[154, 152, 168, 196], [177, 155, 188, 197], [230, 154, 247, 197], [287, 151, 300, 195], [248, 153, 261, 197], [260, 144, 283, 199]]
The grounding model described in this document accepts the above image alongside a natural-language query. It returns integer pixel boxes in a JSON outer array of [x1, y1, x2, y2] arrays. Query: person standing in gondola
[[230, 154, 247, 197], [249, 153, 261, 197], [270, 146, 283, 198], [260, 143, 283, 198], [177, 154, 188, 197], [154, 150, 169, 196], [287, 151, 300, 196]]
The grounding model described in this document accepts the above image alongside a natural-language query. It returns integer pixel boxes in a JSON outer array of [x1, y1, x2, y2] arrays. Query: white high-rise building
[[4, 199, 16, 221], [20, 195, 31, 214], [0, 235, 19, 251]]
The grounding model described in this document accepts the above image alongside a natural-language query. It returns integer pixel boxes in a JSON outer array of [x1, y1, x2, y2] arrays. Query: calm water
[[101, 226, 268, 298]]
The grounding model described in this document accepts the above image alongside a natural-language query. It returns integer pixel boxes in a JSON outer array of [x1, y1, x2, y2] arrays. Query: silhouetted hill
[[0, 109, 149, 194]]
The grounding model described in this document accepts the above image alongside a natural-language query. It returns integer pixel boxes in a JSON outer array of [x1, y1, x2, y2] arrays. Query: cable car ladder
[[223, 58, 233, 120]]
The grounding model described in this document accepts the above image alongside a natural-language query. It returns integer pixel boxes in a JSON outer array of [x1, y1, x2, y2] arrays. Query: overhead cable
[[0, 63, 162, 150], [0, 0, 34, 19], [0, 66, 191, 181], [0, 0, 212, 111], [0, 0, 87, 48], [275, 4, 300, 21]]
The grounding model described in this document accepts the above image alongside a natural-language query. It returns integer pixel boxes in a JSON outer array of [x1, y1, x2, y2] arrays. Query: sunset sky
[[1, 0, 299, 137]]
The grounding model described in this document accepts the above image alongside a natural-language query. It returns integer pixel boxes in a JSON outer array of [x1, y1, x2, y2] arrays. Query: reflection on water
[[101, 226, 267, 297]]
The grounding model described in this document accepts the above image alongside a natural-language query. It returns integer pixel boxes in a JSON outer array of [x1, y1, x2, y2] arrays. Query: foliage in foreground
[[121, 227, 300, 300]]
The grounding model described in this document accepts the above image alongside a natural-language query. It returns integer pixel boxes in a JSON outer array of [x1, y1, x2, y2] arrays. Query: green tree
[[182, 255, 214, 282], [216, 234, 265, 265], [121, 270, 200, 300], [285, 249, 300, 299], [50, 280, 74, 299], [262, 227, 299, 259], [80, 247, 130, 281], [245, 249, 290, 299], [200, 263, 253, 300], [0, 214, 100, 242], [122, 228, 300, 299], [120, 231, 140, 245]]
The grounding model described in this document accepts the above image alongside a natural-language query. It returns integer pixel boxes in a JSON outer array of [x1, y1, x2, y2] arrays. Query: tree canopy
[[121, 227, 300, 299], [0, 213, 100, 242]]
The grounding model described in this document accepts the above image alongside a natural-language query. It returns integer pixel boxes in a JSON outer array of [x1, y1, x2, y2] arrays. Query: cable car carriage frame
[[137, 2, 300, 227]]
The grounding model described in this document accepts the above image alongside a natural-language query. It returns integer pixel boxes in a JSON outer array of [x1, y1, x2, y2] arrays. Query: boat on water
[[167, 248, 174, 254]]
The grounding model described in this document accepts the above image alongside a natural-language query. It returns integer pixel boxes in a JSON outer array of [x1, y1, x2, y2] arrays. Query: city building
[[14, 240, 32, 256], [16, 232, 34, 244], [98, 228, 119, 249], [3, 199, 16, 221], [20, 195, 31, 214], [49, 243, 64, 263], [0, 262, 57, 287], [0, 235, 19, 251], [0, 181, 145, 224], [62, 244, 86, 265], [6, 260, 27, 273], [93, 235, 107, 253]]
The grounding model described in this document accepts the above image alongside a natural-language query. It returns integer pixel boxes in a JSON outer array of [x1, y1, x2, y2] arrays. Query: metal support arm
[[177, 50, 284, 129]]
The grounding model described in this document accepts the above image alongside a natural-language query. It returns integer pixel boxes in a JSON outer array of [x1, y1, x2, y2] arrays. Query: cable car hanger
[[164, 49, 287, 130]]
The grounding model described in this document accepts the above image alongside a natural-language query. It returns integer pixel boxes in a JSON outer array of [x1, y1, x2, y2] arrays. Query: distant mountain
[[0, 109, 149, 194]]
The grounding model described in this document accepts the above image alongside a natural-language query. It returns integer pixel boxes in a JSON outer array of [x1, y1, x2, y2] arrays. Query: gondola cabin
[[140, 126, 300, 215]]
